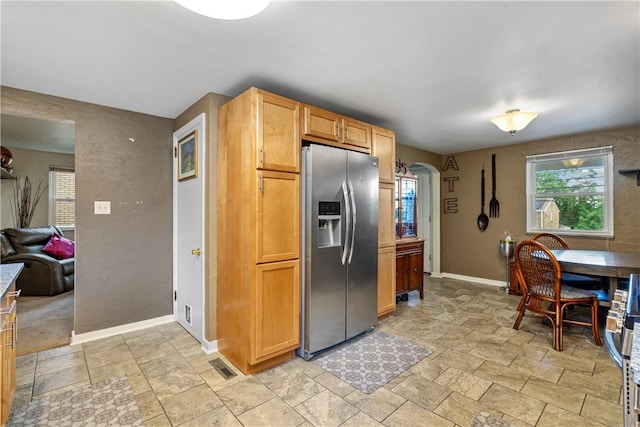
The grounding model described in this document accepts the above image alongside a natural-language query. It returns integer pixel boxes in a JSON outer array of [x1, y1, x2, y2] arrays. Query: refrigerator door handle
[[341, 181, 350, 265], [347, 181, 357, 264]]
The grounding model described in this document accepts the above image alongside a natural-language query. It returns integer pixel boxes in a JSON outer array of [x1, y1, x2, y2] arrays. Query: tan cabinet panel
[[377, 246, 396, 317], [1, 285, 16, 425], [254, 260, 300, 361], [302, 105, 340, 142], [256, 171, 300, 263], [257, 91, 300, 173], [378, 183, 395, 248], [343, 118, 371, 150], [372, 127, 395, 184]]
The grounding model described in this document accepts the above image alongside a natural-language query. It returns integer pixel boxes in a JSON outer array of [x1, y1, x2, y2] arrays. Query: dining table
[[550, 249, 640, 302]]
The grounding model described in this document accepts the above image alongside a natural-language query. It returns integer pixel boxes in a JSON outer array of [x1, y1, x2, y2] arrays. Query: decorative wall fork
[[489, 154, 500, 217]]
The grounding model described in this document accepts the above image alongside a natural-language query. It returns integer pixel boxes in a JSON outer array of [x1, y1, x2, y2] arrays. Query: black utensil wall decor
[[489, 154, 500, 217], [477, 167, 489, 231]]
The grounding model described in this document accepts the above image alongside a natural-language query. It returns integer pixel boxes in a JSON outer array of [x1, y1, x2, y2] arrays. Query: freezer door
[[345, 151, 379, 339], [304, 144, 349, 354]]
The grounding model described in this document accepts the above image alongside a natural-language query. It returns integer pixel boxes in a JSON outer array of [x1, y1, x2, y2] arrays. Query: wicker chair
[[512, 240, 602, 351]]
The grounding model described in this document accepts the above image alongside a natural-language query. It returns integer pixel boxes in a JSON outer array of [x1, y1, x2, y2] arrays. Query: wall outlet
[[94, 201, 111, 215]]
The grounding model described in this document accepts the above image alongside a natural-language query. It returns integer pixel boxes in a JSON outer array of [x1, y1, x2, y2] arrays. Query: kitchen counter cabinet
[[396, 239, 424, 299], [0, 264, 22, 425]]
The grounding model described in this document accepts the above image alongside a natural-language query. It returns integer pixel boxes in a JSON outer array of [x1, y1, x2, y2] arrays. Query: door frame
[[172, 113, 206, 343]]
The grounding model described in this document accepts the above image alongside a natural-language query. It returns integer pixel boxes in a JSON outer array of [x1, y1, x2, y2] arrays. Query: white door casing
[[173, 113, 205, 343]]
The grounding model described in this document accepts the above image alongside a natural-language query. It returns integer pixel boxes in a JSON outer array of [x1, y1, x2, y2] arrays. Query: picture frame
[[178, 130, 198, 181]]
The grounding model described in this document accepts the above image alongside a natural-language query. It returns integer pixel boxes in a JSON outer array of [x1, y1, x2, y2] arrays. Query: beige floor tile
[[127, 372, 152, 395], [84, 341, 135, 370], [32, 363, 89, 395], [580, 394, 622, 427], [217, 377, 276, 416], [313, 372, 355, 397], [143, 413, 173, 427], [479, 383, 546, 425], [432, 348, 485, 372], [200, 366, 249, 392], [509, 355, 564, 383], [383, 401, 454, 427], [256, 365, 325, 406], [148, 369, 205, 401], [468, 342, 519, 366], [36, 344, 84, 361], [160, 383, 223, 425], [138, 352, 194, 379], [344, 387, 406, 422], [35, 350, 87, 375], [520, 376, 585, 413], [433, 336, 478, 353], [177, 406, 243, 427], [82, 334, 126, 355], [135, 389, 165, 421], [542, 349, 597, 374], [434, 367, 492, 400], [390, 373, 451, 411], [293, 389, 358, 427], [88, 357, 142, 384], [558, 369, 621, 404], [409, 357, 450, 381], [536, 403, 608, 427], [237, 397, 306, 427], [340, 411, 384, 427], [473, 360, 529, 392], [433, 392, 503, 427]]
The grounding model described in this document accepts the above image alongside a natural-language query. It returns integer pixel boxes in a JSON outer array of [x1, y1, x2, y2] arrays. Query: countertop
[[0, 263, 23, 298]]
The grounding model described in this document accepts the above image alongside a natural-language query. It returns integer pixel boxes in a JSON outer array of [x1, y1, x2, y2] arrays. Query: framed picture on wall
[[178, 130, 198, 181]]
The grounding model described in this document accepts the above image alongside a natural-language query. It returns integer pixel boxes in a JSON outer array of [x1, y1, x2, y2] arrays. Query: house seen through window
[[526, 146, 613, 237], [49, 167, 75, 230]]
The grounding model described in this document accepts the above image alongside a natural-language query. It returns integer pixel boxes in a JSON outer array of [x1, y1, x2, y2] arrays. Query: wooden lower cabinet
[[377, 246, 396, 316], [396, 239, 424, 299], [254, 260, 300, 361], [1, 285, 17, 425]]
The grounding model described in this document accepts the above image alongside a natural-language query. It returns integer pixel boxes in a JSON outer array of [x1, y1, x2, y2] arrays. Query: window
[[395, 172, 418, 239], [526, 146, 613, 237], [49, 167, 75, 230]]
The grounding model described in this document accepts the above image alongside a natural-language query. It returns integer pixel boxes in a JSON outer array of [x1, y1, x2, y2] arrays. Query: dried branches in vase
[[11, 175, 48, 228]]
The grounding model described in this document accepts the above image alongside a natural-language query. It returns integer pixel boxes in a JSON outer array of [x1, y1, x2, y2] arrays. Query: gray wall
[[2, 86, 174, 334]]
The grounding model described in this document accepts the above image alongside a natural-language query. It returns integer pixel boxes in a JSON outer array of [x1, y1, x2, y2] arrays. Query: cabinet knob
[[413, 268, 418, 272], [191, 248, 201, 256], [395, 272, 399, 277]]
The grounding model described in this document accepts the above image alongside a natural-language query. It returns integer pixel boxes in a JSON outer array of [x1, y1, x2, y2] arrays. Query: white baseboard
[[71, 315, 175, 346], [429, 272, 443, 278], [201, 339, 219, 354], [441, 272, 505, 288]]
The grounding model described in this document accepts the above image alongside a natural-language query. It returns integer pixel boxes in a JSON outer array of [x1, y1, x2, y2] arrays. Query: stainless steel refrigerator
[[297, 143, 379, 360]]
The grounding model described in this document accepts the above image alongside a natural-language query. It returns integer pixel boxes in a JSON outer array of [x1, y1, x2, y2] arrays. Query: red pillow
[[42, 233, 75, 259]]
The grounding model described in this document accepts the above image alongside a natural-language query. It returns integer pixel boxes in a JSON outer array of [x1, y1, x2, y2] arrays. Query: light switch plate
[[94, 201, 111, 215]]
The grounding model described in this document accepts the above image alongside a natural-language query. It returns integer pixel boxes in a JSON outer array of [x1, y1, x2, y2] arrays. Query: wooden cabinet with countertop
[[0, 264, 22, 426], [396, 239, 424, 299], [217, 88, 301, 374]]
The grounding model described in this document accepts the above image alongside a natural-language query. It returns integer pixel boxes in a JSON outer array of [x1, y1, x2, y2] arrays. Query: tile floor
[[12, 277, 622, 426]]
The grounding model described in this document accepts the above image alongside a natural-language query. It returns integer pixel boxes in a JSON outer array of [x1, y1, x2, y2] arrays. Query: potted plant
[[11, 175, 47, 228]]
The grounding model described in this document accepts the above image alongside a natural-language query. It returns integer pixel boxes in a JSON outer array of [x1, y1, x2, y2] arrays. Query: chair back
[[515, 240, 562, 301], [531, 232, 569, 250]]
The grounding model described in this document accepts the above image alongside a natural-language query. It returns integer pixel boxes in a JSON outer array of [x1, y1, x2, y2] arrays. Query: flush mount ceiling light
[[490, 109, 538, 135], [174, 0, 271, 20]]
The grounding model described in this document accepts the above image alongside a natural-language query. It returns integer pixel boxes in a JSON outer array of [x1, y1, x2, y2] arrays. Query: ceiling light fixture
[[490, 109, 538, 135], [174, 0, 271, 20]]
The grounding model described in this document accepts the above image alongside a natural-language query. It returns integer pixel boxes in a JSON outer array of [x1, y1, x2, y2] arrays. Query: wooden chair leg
[[554, 304, 563, 351], [513, 296, 527, 330], [591, 300, 602, 346]]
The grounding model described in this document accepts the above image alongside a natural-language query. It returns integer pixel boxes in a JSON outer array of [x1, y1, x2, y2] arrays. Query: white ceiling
[[1, 1, 638, 155]]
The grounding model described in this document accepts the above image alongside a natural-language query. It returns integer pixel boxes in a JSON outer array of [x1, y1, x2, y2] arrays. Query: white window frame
[[48, 167, 75, 231], [526, 146, 613, 238]]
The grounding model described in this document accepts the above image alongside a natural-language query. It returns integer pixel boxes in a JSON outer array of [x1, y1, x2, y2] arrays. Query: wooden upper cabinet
[[302, 105, 371, 152], [302, 105, 340, 142], [372, 127, 396, 184], [256, 170, 300, 264], [256, 90, 300, 173]]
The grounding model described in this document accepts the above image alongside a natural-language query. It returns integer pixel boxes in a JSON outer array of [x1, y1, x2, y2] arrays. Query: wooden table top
[[550, 249, 640, 278]]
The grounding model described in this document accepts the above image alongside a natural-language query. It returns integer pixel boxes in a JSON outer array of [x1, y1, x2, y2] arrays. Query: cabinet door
[[256, 171, 300, 263], [378, 183, 395, 248], [254, 260, 300, 361], [343, 118, 371, 150], [372, 127, 395, 184], [257, 91, 300, 173], [395, 255, 407, 293], [302, 105, 340, 142], [378, 246, 396, 316], [408, 252, 424, 290]]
